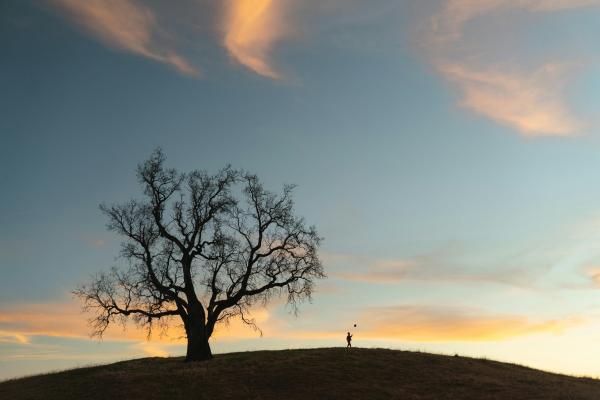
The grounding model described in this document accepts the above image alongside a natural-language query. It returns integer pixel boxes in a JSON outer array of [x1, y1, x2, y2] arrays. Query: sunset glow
[[3, 0, 600, 381]]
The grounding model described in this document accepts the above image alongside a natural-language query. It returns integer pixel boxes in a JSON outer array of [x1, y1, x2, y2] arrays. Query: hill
[[1, 348, 599, 399]]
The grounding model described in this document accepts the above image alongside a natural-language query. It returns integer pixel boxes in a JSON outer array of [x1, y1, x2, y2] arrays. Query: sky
[[3, 0, 600, 380]]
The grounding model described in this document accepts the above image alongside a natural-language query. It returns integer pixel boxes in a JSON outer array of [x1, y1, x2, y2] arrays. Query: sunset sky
[[4, 0, 600, 380]]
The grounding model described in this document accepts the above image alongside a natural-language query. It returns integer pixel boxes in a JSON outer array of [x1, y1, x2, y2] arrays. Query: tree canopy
[[75, 149, 325, 360]]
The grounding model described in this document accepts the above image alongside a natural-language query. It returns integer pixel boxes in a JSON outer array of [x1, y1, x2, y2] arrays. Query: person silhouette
[[346, 332, 353, 347]]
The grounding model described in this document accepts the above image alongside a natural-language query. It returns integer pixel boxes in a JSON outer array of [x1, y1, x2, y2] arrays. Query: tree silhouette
[[74, 149, 324, 361]]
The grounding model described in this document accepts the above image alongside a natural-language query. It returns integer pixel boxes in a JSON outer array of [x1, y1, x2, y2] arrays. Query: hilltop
[[1, 348, 599, 399]]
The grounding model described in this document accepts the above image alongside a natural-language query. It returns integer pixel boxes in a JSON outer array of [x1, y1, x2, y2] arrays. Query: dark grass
[[2, 348, 600, 399]]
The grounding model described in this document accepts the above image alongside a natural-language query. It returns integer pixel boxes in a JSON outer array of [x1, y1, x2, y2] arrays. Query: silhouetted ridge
[[1, 348, 599, 399]]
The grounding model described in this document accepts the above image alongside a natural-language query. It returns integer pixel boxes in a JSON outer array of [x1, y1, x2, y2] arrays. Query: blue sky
[[3, 0, 600, 380]]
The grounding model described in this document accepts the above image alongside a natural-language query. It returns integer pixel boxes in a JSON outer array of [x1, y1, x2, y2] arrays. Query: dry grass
[[1, 347, 600, 399]]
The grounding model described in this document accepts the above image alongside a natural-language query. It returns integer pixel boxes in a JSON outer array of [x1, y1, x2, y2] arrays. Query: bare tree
[[74, 149, 325, 361]]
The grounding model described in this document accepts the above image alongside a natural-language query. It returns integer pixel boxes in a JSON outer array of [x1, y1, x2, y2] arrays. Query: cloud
[[358, 305, 583, 341], [0, 301, 184, 344], [268, 304, 583, 342], [0, 331, 30, 345], [425, 0, 600, 136], [327, 250, 544, 288], [52, 0, 294, 79], [0, 300, 273, 346], [329, 214, 600, 292], [131, 341, 170, 357], [527, 0, 600, 12], [211, 307, 271, 339], [429, 0, 600, 46], [438, 62, 582, 136], [0, 300, 275, 369], [222, 0, 287, 79], [52, 0, 198, 76], [338, 259, 413, 283], [87, 238, 105, 248], [586, 267, 600, 287], [0, 302, 90, 341]]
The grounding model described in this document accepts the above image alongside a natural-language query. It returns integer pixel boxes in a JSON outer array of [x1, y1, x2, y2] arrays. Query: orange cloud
[[438, 62, 582, 136], [425, 0, 600, 136], [586, 267, 600, 287], [0, 302, 90, 341], [0, 300, 585, 355], [282, 306, 583, 342], [131, 341, 171, 357], [0, 331, 30, 345], [0, 300, 273, 346], [0, 301, 176, 343], [223, 0, 286, 79], [359, 306, 583, 342], [52, 0, 198, 76]]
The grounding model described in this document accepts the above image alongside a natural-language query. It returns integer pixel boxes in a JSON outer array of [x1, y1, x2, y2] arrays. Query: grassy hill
[[1, 347, 600, 399]]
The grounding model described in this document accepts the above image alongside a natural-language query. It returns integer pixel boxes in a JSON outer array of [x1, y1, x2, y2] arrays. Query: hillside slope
[[1, 348, 599, 399]]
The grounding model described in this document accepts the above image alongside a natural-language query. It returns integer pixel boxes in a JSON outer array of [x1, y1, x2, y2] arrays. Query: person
[[346, 332, 353, 347]]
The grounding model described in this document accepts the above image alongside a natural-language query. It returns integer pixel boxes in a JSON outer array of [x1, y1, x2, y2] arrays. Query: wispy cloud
[[330, 214, 600, 291], [428, 0, 600, 51], [425, 0, 600, 136], [358, 305, 583, 341], [273, 304, 582, 342], [327, 251, 545, 288], [212, 307, 271, 339], [131, 341, 170, 357], [86, 238, 105, 248], [222, 0, 286, 79], [337, 259, 413, 283], [52, 0, 198, 76], [0, 302, 90, 341], [438, 62, 582, 136], [0, 331, 30, 345], [586, 267, 600, 287], [0, 300, 269, 370], [0, 301, 179, 344], [0, 300, 273, 346]]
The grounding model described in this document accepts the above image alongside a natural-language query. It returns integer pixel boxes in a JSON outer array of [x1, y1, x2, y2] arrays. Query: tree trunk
[[185, 318, 212, 362]]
